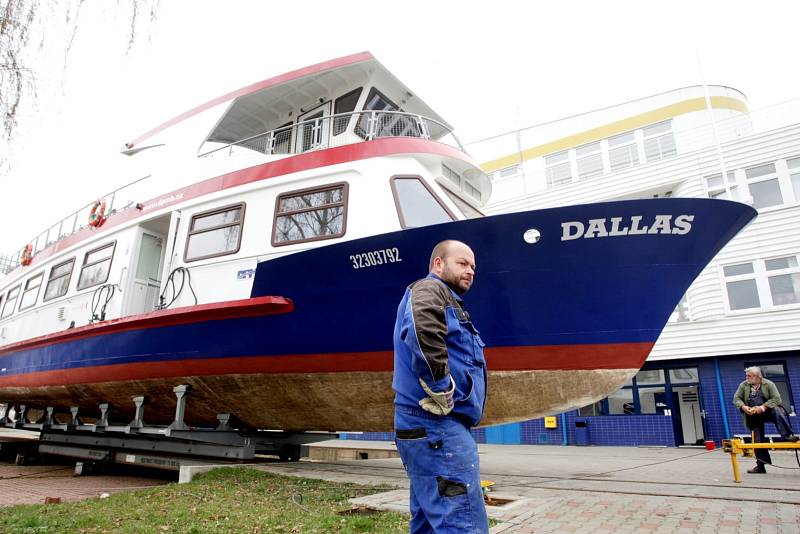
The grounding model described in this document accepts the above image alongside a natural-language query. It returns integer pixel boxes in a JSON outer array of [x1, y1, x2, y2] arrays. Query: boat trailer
[[0, 384, 336, 473]]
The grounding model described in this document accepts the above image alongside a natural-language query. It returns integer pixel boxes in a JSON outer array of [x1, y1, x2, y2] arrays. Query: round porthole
[[523, 228, 541, 244]]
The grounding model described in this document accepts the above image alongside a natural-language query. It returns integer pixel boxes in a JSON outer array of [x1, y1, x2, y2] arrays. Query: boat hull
[[0, 199, 756, 430]]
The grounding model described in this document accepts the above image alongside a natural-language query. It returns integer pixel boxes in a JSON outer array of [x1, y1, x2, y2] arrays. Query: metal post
[[44, 407, 55, 427], [368, 111, 377, 140], [714, 358, 731, 438], [216, 413, 233, 431], [561, 413, 568, 446], [168, 385, 191, 431], [96, 403, 111, 430], [730, 444, 742, 483], [128, 396, 147, 431], [14, 405, 28, 428], [69, 407, 82, 428]]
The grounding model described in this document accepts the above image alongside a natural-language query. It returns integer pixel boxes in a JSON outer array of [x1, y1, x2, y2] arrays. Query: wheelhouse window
[[272, 184, 347, 246], [185, 204, 245, 262], [18, 273, 44, 310], [1, 285, 20, 319], [77, 242, 116, 290], [355, 87, 398, 138], [391, 176, 455, 229], [333, 88, 362, 136], [44, 258, 75, 302]]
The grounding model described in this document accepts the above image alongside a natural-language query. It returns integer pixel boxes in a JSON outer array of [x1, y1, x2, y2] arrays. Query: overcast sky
[[2, 0, 799, 254]]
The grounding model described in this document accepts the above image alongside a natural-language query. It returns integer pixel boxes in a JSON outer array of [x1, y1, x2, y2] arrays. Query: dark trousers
[[745, 406, 794, 466]]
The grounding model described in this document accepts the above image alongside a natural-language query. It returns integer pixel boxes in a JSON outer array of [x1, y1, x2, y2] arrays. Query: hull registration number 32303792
[[350, 248, 403, 269]]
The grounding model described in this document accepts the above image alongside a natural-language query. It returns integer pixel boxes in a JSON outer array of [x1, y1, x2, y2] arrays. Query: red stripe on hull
[[0, 342, 653, 388], [0, 296, 293, 356]]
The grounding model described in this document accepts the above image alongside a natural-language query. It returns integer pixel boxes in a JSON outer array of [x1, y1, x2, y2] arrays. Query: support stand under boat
[[0, 384, 337, 472]]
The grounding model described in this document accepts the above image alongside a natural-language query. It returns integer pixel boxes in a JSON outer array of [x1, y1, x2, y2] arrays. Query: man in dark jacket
[[393, 240, 488, 533], [732, 366, 798, 473]]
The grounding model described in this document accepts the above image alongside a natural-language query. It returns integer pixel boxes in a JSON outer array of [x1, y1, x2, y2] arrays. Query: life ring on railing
[[20, 244, 33, 266], [88, 199, 107, 228]]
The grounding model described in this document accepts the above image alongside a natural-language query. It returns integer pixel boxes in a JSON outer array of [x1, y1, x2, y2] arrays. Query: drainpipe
[[561, 413, 568, 445], [714, 358, 731, 438]]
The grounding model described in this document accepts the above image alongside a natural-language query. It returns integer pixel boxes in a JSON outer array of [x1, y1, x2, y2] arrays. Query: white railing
[[2, 110, 463, 274], [198, 110, 463, 157]]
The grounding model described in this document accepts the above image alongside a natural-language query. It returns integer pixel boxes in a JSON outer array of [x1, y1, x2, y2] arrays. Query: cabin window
[[391, 176, 455, 229], [272, 183, 347, 246], [77, 242, 116, 290], [333, 88, 362, 136], [185, 204, 245, 262], [18, 273, 44, 311], [1, 285, 20, 319], [355, 87, 398, 139], [44, 258, 76, 302]]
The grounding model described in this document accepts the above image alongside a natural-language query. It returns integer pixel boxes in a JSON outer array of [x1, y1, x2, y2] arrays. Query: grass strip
[[0, 467, 408, 533]]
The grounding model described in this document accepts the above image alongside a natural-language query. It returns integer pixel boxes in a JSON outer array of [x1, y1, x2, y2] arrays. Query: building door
[[296, 102, 331, 152], [671, 385, 706, 446]]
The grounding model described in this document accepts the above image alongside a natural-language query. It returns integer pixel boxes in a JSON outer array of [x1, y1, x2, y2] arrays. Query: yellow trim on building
[[481, 96, 748, 173]]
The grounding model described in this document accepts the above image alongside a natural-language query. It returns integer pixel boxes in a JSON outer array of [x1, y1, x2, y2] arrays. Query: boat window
[[440, 188, 484, 219], [333, 88, 362, 136], [18, 272, 44, 311], [1, 285, 21, 319], [391, 176, 455, 229], [355, 87, 398, 139], [44, 257, 76, 302], [77, 242, 117, 290], [272, 121, 293, 155], [272, 183, 347, 246], [185, 203, 245, 262]]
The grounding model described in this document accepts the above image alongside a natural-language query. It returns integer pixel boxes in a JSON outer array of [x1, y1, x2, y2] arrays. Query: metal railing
[[2, 175, 153, 274], [2, 110, 463, 275], [198, 110, 463, 158]]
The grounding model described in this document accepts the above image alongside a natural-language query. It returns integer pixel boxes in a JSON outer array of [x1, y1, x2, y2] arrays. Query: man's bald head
[[429, 240, 476, 295]]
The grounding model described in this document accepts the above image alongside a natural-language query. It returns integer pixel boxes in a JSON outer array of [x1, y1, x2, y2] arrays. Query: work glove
[[418, 376, 455, 416]]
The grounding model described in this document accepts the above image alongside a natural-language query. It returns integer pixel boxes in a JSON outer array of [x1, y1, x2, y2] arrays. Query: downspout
[[561, 413, 568, 445], [714, 358, 731, 438]]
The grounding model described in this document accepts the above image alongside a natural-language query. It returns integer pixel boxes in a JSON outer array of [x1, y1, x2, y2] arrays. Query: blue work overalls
[[393, 275, 489, 533]]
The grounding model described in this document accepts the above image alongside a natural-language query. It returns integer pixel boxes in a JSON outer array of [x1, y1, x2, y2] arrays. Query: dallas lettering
[[561, 214, 694, 241]]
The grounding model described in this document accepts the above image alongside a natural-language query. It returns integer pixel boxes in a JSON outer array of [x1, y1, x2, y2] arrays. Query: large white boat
[[0, 52, 755, 431]]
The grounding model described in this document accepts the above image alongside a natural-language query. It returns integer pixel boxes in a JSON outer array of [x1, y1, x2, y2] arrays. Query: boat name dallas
[[561, 214, 694, 241]]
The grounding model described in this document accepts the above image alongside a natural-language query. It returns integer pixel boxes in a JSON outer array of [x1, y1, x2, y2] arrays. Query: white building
[[467, 86, 800, 446]]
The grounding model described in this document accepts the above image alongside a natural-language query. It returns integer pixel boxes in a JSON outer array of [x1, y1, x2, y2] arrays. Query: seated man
[[733, 366, 799, 474]]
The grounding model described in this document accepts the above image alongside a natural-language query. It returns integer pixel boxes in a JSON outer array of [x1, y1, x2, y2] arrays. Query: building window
[[391, 176, 454, 228], [607, 388, 635, 415], [43, 258, 76, 302], [576, 142, 603, 180], [577, 401, 605, 417], [498, 165, 521, 179], [1, 285, 20, 319], [272, 183, 347, 246], [608, 132, 639, 171], [787, 156, 800, 202], [185, 204, 245, 262], [705, 172, 739, 200], [77, 242, 116, 290], [765, 256, 800, 306], [545, 151, 572, 187], [18, 273, 43, 311], [745, 163, 783, 209], [643, 121, 676, 162], [723, 262, 760, 310], [332, 87, 362, 136], [669, 368, 699, 384]]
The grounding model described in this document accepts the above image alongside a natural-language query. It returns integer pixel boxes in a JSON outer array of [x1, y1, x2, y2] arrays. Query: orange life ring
[[89, 199, 107, 228], [20, 244, 33, 266]]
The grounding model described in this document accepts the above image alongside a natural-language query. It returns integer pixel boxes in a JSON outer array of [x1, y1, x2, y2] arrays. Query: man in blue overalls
[[393, 240, 489, 533]]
